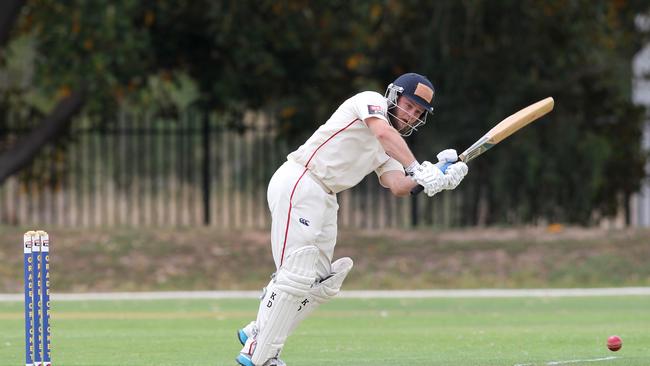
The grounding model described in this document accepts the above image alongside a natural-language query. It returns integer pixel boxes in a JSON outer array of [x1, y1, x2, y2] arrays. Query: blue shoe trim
[[237, 329, 248, 345], [236, 353, 254, 366]]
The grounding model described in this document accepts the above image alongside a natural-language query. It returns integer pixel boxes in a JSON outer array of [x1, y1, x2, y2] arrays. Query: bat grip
[[410, 162, 452, 196]]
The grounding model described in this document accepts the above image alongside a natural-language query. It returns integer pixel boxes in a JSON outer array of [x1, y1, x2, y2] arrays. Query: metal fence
[[0, 109, 464, 229]]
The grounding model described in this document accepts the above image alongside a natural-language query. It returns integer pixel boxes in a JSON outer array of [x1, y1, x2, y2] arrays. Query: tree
[[1, 0, 648, 224], [368, 0, 649, 224], [0, 0, 85, 183]]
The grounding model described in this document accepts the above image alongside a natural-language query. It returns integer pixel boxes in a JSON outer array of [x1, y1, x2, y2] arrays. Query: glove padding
[[411, 161, 445, 197], [436, 149, 458, 163], [435, 149, 458, 172], [442, 161, 468, 190]]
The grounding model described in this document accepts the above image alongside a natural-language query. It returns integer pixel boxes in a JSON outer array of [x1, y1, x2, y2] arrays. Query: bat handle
[[409, 162, 452, 196]]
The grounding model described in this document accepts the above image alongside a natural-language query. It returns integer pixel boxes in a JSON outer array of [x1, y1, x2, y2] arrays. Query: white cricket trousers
[[267, 160, 339, 280]]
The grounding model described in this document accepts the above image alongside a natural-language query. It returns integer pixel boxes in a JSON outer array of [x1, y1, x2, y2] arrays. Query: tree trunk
[[0, 0, 25, 47], [0, 89, 85, 184]]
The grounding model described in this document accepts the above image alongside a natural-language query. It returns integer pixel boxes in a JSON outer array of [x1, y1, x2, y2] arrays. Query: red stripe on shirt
[[279, 118, 360, 265], [304, 119, 360, 167]]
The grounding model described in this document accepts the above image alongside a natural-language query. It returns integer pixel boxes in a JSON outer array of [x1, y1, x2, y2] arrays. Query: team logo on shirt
[[367, 105, 385, 116]]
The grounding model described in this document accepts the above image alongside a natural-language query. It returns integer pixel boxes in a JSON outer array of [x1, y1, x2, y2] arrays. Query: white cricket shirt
[[287, 91, 404, 193]]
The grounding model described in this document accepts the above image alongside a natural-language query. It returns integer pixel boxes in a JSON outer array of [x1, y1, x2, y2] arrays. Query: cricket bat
[[411, 97, 554, 195]]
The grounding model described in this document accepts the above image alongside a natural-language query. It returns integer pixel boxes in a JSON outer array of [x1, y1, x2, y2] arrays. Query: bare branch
[[0, 88, 85, 184]]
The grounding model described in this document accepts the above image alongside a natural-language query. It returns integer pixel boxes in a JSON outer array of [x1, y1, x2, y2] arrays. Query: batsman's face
[[393, 97, 425, 132]]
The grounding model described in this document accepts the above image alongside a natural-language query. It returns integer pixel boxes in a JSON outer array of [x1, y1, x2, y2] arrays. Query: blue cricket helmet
[[384, 72, 436, 136]]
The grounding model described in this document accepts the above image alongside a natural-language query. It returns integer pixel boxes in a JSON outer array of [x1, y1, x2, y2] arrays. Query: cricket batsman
[[235, 73, 468, 366]]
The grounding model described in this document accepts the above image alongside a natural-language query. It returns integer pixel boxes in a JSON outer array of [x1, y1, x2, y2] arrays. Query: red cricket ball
[[607, 335, 622, 352]]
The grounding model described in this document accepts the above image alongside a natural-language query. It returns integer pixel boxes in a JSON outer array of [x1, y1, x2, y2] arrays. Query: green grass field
[[1, 295, 649, 365]]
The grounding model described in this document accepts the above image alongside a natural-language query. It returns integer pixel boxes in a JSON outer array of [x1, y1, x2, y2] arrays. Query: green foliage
[[21, 1, 152, 116], [373, 0, 649, 224], [2, 0, 649, 224]]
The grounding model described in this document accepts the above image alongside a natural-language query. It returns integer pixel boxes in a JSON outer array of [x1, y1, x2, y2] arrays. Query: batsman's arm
[[379, 170, 418, 197], [365, 117, 418, 167]]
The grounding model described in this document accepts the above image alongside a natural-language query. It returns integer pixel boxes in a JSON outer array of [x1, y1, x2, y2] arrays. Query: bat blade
[[459, 97, 554, 163]]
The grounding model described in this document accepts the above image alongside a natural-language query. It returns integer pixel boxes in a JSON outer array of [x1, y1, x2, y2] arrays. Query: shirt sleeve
[[353, 91, 390, 124], [374, 157, 405, 187]]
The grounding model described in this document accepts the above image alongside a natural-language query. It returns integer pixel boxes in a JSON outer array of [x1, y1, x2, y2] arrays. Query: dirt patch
[[1, 226, 649, 292], [356, 226, 634, 243]]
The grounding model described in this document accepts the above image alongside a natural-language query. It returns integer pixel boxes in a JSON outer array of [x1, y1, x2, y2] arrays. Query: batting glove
[[435, 149, 458, 172], [442, 162, 468, 190], [410, 161, 446, 197]]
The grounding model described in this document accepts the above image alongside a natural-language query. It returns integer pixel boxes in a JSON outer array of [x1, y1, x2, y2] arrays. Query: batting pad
[[251, 246, 319, 364], [287, 257, 353, 334]]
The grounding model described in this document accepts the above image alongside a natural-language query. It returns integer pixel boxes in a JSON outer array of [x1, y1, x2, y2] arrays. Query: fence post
[[202, 110, 211, 226]]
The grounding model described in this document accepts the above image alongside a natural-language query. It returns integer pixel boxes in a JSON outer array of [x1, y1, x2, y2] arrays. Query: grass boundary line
[[1, 287, 650, 302]]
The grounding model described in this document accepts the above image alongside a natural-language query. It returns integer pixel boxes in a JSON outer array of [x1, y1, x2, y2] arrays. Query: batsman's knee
[[274, 245, 319, 298]]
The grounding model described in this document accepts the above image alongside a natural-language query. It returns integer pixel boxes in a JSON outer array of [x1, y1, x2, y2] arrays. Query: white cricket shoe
[[236, 335, 286, 366], [263, 358, 286, 366], [237, 321, 258, 345], [236, 353, 286, 366]]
